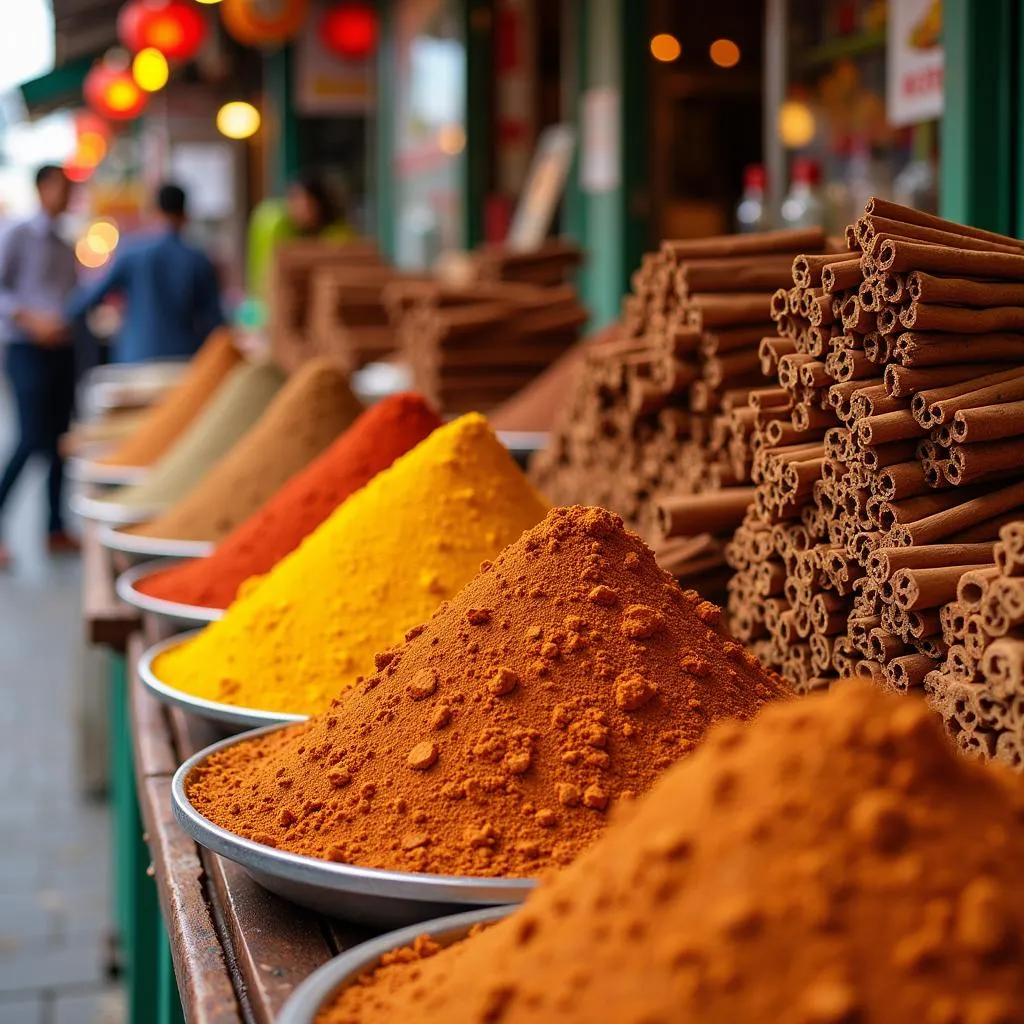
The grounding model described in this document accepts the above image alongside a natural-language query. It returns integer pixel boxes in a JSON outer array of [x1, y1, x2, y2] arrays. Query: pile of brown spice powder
[[187, 505, 791, 878], [316, 682, 1024, 1024]]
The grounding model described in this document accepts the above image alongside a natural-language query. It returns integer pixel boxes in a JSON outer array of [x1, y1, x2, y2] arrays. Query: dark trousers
[[0, 342, 76, 535]]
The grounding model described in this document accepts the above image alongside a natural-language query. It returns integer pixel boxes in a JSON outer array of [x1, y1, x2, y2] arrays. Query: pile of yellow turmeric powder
[[152, 414, 548, 715]]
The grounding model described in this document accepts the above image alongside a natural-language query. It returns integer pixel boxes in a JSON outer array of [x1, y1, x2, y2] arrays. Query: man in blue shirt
[[0, 165, 79, 567], [68, 183, 224, 363]]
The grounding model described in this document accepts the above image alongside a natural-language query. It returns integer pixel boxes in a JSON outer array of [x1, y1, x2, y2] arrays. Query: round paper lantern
[[220, 0, 309, 47], [320, 2, 377, 60], [118, 0, 206, 61], [84, 61, 149, 120]]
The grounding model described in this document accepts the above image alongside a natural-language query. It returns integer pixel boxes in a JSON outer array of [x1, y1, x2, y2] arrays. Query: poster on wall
[[294, 7, 374, 115], [887, 0, 944, 127]]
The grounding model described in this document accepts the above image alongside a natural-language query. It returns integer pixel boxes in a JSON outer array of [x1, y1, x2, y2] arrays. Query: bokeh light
[[650, 33, 681, 63], [437, 123, 466, 155], [87, 220, 120, 256], [216, 101, 261, 139], [778, 100, 816, 148], [75, 237, 111, 269], [710, 38, 741, 68], [132, 47, 169, 92]]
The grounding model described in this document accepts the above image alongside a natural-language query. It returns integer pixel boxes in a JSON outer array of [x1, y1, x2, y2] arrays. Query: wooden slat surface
[[81, 518, 140, 650]]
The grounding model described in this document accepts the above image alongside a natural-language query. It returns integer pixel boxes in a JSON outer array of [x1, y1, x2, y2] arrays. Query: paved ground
[[0, 388, 124, 1024]]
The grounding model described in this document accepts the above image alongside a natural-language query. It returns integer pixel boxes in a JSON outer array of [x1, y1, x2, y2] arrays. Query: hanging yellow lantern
[[220, 0, 309, 47]]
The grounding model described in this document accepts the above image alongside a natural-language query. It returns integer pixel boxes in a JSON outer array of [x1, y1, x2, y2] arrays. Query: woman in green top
[[246, 172, 356, 302]]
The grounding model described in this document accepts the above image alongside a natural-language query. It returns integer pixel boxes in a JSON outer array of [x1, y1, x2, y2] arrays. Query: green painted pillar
[[940, 0, 1015, 233], [375, 0, 396, 259], [266, 45, 300, 196], [464, 0, 494, 249], [565, 0, 649, 328]]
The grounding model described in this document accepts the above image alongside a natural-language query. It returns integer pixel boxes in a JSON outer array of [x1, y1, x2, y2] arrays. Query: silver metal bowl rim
[[278, 905, 514, 1024], [97, 522, 216, 559], [66, 457, 149, 486], [116, 561, 224, 624], [139, 631, 307, 729], [172, 727, 537, 906], [70, 491, 162, 526]]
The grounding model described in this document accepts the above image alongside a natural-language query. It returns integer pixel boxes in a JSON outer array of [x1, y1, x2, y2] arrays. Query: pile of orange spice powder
[[316, 683, 1024, 1024], [186, 505, 791, 878]]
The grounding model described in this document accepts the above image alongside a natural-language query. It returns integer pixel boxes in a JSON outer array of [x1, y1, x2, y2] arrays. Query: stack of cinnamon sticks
[[726, 198, 1024, 693], [921, 523, 1024, 767], [471, 239, 583, 287], [384, 280, 588, 414], [307, 265, 432, 373], [532, 227, 832, 591]]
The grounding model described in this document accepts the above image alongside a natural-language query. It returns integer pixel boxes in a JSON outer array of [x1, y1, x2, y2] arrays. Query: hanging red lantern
[[220, 0, 309, 48], [84, 61, 149, 121], [117, 0, 206, 61], [320, 2, 378, 60]]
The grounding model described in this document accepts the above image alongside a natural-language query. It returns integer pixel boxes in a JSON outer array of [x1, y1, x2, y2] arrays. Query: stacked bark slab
[[532, 228, 831, 590], [385, 280, 587, 414], [726, 198, 1024, 693]]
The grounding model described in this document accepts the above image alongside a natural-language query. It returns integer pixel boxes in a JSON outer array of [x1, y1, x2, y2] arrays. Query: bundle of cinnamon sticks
[[385, 280, 588, 414], [268, 239, 385, 373], [726, 197, 1024, 693], [531, 227, 833, 596], [471, 239, 583, 287]]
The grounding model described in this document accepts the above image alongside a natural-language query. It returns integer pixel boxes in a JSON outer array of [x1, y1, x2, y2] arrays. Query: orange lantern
[[320, 2, 377, 60], [118, 0, 206, 61], [84, 61, 149, 120], [221, 0, 309, 47]]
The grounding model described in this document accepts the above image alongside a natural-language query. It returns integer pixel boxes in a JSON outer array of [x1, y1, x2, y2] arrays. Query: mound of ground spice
[[315, 682, 1024, 1024], [86, 362, 285, 517], [135, 393, 442, 610], [186, 505, 791, 877], [99, 328, 241, 467], [126, 358, 362, 543], [156, 414, 548, 715]]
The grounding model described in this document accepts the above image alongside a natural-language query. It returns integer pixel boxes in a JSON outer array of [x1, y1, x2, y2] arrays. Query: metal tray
[[140, 632, 306, 730], [66, 457, 149, 486], [116, 561, 224, 626], [278, 906, 513, 1024], [70, 491, 161, 526], [98, 523, 215, 560], [173, 728, 535, 926]]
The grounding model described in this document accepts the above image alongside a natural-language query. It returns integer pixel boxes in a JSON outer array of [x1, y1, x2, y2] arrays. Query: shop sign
[[294, 4, 375, 114], [887, 0, 944, 127]]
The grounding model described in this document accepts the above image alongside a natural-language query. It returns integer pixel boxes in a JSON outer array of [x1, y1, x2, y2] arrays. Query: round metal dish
[[98, 523, 215, 560], [140, 632, 306, 730], [173, 730, 535, 926], [66, 457, 149, 486], [70, 491, 161, 526], [116, 561, 224, 626], [278, 905, 513, 1024]]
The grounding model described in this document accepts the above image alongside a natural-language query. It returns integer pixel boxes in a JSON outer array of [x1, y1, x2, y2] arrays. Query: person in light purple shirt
[[0, 165, 79, 568]]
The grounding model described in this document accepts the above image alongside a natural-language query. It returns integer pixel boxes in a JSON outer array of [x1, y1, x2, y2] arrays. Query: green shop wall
[[563, 0, 649, 329]]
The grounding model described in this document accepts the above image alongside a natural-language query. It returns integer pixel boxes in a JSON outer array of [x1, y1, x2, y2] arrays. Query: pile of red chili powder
[[316, 682, 1024, 1024], [136, 393, 441, 611], [186, 505, 791, 878]]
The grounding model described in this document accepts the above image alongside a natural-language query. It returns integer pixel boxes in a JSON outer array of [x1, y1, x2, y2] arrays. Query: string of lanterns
[[78, 0, 378, 174]]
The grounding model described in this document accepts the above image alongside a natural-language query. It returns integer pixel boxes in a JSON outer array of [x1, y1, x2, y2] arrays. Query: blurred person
[[68, 182, 224, 363], [247, 170, 356, 301], [0, 165, 78, 567]]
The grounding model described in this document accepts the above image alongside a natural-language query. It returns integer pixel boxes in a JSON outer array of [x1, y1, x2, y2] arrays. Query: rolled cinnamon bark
[[877, 238, 1024, 279], [855, 409, 926, 446], [676, 256, 796, 295], [860, 439, 920, 470], [876, 305, 902, 335], [686, 293, 774, 329], [879, 273, 906, 304], [703, 323, 775, 355], [949, 438, 1024, 485], [888, 479, 1024, 546], [661, 227, 826, 260], [906, 270, 1024, 306], [956, 565, 1001, 608], [875, 461, 929, 500], [893, 331, 1024, 367], [793, 252, 859, 288], [821, 260, 864, 294], [885, 652, 933, 691], [891, 564, 992, 611], [951, 401, 1024, 443], [901, 301, 1024, 333], [981, 638, 1024, 696], [994, 524, 1024, 577], [864, 196, 1024, 249], [928, 369, 1024, 425], [864, 215, 1024, 256], [655, 488, 756, 539]]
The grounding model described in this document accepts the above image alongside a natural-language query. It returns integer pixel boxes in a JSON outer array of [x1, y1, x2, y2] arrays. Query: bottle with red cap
[[780, 156, 824, 230], [735, 164, 768, 233]]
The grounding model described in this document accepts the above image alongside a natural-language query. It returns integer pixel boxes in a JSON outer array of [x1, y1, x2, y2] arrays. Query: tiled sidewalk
[[0, 391, 123, 1024]]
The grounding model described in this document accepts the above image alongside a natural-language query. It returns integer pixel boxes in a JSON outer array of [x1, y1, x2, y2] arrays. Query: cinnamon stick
[[888, 479, 1024, 546], [901, 301, 1024, 333], [864, 197, 1024, 250], [890, 564, 992, 611], [864, 215, 1024, 256], [951, 401, 1024, 444], [655, 488, 755, 539], [877, 239, 1024, 279], [928, 369, 1024, 425], [661, 227, 826, 260]]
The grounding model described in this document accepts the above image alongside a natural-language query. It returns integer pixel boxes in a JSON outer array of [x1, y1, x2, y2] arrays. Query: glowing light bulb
[[778, 100, 816, 148], [650, 33, 681, 62], [132, 47, 169, 92], [710, 38, 740, 68], [216, 101, 261, 139]]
